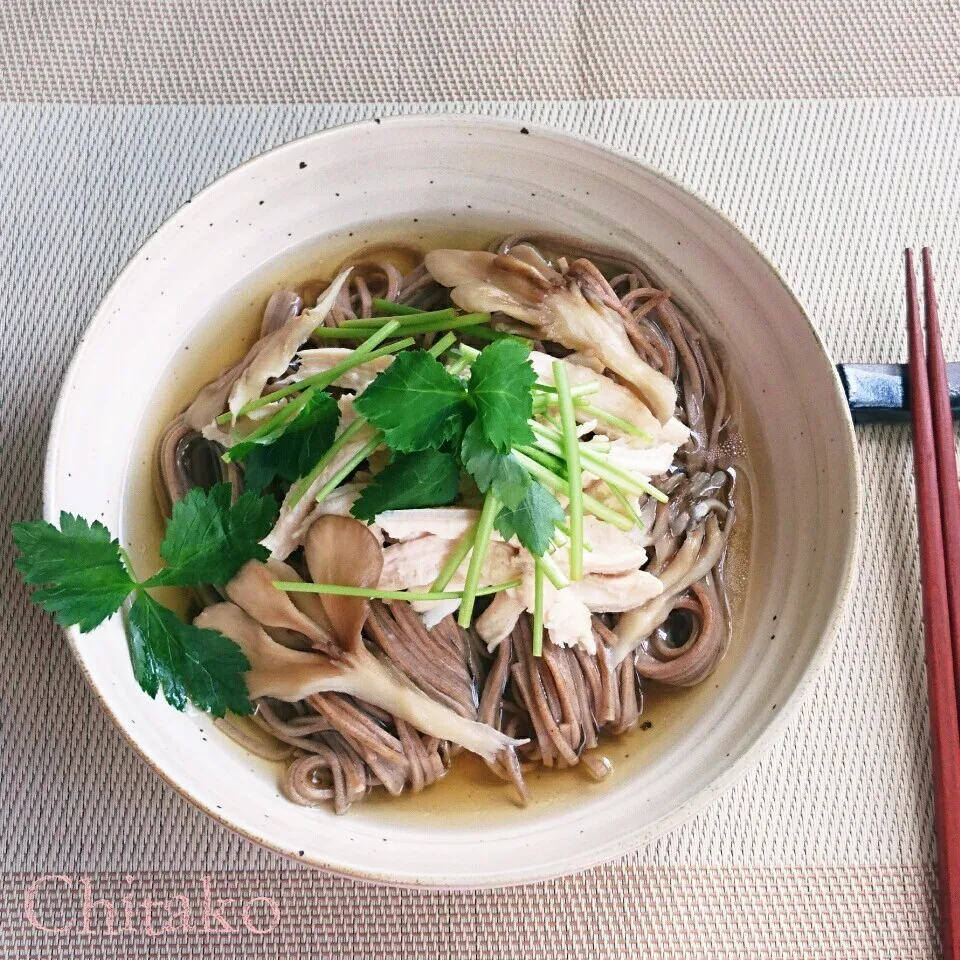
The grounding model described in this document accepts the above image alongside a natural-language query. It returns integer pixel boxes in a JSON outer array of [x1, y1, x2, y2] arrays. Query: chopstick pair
[[905, 248, 960, 960]]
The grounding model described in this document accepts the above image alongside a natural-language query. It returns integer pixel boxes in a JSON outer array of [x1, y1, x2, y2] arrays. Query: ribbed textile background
[[2, 97, 959, 957], [1, 0, 960, 101]]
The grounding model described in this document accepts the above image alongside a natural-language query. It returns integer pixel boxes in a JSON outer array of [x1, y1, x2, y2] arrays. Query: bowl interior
[[46, 116, 858, 887]]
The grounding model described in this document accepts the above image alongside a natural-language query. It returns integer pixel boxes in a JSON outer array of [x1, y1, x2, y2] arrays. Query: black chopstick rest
[[837, 362, 960, 423]]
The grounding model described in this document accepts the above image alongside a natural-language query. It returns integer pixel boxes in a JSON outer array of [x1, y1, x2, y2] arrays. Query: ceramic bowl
[[45, 115, 859, 887]]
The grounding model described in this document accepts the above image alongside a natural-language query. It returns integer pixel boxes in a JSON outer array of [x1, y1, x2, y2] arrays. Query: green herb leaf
[[240, 391, 341, 493], [12, 514, 136, 631], [351, 450, 461, 522], [354, 350, 469, 453], [494, 480, 565, 556], [146, 484, 278, 587], [460, 418, 530, 510], [127, 592, 252, 717], [467, 339, 537, 452]]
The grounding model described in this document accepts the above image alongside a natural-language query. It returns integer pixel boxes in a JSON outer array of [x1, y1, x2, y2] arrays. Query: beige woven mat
[[1, 0, 960, 101], [2, 3, 960, 955]]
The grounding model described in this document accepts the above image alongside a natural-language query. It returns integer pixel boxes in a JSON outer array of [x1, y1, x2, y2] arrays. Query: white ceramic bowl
[[45, 116, 859, 887]]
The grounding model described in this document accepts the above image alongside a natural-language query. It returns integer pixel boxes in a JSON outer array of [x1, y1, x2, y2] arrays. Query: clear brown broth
[[123, 217, 757, 822]]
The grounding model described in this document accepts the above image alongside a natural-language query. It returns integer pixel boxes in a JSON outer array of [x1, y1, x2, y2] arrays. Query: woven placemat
[[1, 0, 959, 101], [3, 95, 960, 957]]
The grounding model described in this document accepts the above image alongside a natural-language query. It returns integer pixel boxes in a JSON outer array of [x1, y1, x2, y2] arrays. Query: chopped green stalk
[[531, 382, 601, 398], [430, 524, 478, 591], [553, 361, 584, 581], [457, 491, 500, 627], [273, 579, 522, 602], [542, 412, 564, 432], [580, 403, 653, 443], [372, 298, 421, 316], [221, 388, 311, 462], [467, 326, 533, 347], [312, 314, 402, 342], [607, 481, 644, 529], [554, 521, 593, 551], [445, 342, 480, 376], [539, 550, 569, 589], [530, 421, 668, 502], [312, 313, 491, 339], [515, 443, 567, 476], [532, 560, 545, 657], [427, 331, 458, 359], [511, 449, 633, 532], [342, 308, 457, 328], [530, 383, 599, 415], [446, 355, 471, 377], [289, 418, 367, 506], [217, 326, 410, 424], [312, 433, 383, 506]]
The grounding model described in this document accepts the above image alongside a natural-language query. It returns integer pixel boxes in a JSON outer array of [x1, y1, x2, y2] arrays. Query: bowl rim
[[43, 112, 862, 889]]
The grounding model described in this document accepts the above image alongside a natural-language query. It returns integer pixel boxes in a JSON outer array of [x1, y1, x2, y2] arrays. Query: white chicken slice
[[425, 249, 677, 423], [477, 562, 664, 654], [529, 351, 690, 450], [582, 433, 686, 482], [550, 516, 648, 575], [377, 507, 483, 543], [379, 536, 519, 592]]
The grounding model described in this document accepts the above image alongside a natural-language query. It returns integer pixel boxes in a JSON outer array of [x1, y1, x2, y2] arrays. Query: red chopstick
[[923, 248, 960, 710], [906, 248, 960, 959]]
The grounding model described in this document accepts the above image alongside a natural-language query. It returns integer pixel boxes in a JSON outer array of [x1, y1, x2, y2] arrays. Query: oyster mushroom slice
[[202, 515, 523, 763], [424, 249, 678, 423], [227, 267, 351, 424], [225, 558, 337, 654]]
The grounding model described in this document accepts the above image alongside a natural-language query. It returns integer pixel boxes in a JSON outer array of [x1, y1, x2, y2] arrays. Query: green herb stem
[[466, 326, 533, 347], [342, 308, 457, 328], [515, 444, 567, 476], [511, 450, 633, 532], [217, 327, 410, 424], [531, 382, 601, 398], [607, 480, 645, 529], [579, 403, 654, 443], [532, 560, 545, 657], [539, 550, 569, 590], [430, 524, 478, 592], [553, 361, 584, 580], [530, 421, 668, 503], [273, 579, 522, 602], [221, 389, 310, 462], [289, 418, 367, 506], [457, 491, 501, 627], [312, 432, 384, 506], [426, 331, 458, 359], [372, 299, 421, 316], [312, 313, 491, 339]]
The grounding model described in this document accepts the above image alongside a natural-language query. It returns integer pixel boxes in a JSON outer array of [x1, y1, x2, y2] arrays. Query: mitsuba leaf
[[128, 592, 252, 717], [351, 450, 461, 522], [146, 484, 277, 587], [354, 350, 469, 453], [493, 480, 565, 556], [460, 418, 530, 510], [467, 339, 536, 452], [12, 514, 135, 631], [239, 391, 341, 493]]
